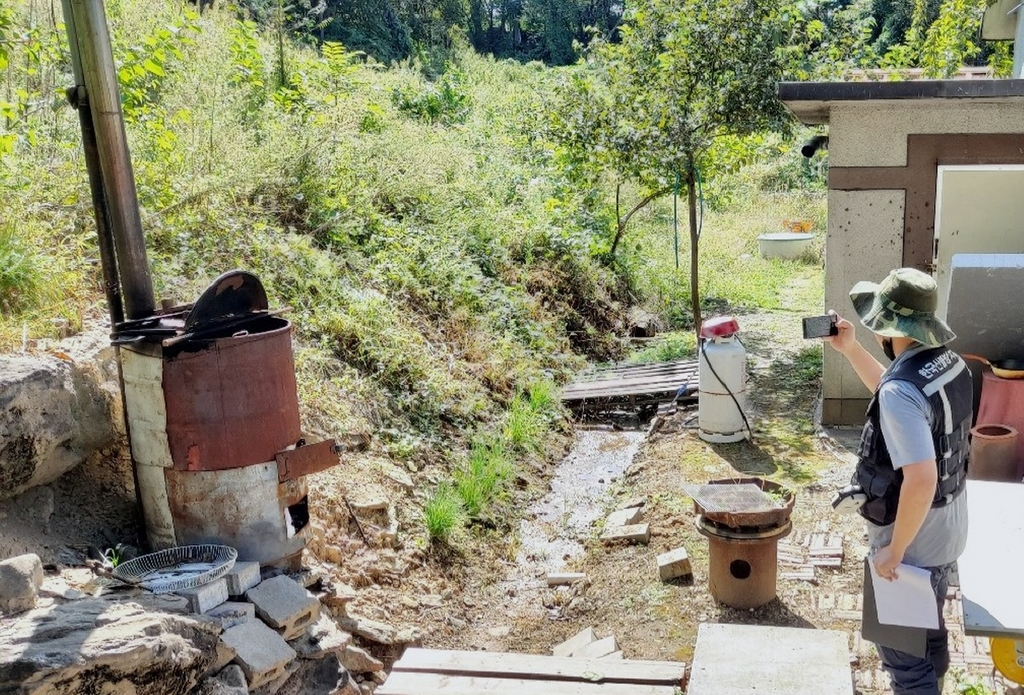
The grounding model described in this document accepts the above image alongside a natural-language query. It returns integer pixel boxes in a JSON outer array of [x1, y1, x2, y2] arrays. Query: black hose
[[700, 338, 752, 439]]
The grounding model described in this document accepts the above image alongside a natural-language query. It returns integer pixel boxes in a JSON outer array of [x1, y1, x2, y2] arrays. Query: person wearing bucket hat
[[825, 268, 972, 695]]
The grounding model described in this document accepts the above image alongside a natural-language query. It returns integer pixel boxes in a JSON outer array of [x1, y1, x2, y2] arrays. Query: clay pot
[[969, 424, 1020, 482]]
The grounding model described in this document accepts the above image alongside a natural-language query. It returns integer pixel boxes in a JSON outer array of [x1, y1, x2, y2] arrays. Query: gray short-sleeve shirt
[[867, 346, 968, 568]]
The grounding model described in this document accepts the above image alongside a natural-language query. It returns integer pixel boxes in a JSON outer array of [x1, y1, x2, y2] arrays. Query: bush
[[423, 485, 467, 543]]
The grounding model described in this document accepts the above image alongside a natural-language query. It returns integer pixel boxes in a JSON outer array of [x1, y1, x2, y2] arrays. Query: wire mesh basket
[[112, 544, 237, 594]]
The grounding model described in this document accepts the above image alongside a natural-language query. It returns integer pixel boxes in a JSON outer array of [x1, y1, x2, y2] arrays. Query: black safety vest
[[854, 347, 973, 526]]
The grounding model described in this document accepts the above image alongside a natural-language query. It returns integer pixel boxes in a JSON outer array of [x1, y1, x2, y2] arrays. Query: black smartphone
[[802, 314, 838, 339]]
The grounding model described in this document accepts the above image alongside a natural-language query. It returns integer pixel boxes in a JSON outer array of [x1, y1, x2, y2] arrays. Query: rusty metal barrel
[[117, 271, 338, 568]]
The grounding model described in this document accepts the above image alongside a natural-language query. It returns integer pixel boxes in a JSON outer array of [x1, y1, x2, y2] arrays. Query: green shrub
[[423, 485, 467, 543], [391, 71, 470, 124], [454, 439, 514, 518], [0, 225, 46, 314]]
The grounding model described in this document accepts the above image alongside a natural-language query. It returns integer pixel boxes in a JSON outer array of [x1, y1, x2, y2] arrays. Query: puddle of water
[[516, 430, 646, 574]]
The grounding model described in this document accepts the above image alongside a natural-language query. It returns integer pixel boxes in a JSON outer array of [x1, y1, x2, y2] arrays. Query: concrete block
[[546, 573, 586, 587], [206, 601, 256, 629], [552, 626, 597, 657], [226, 561, 261, 597], [605, 507, 642, 527], [0, 553, 43, 615], [221, 619, 297, 689], [246, 575, 320, 641], [658, 546, 693, 582], [178, 577, 229, 614], [601, 523, 650, 544], [575, 635, 618, 659]]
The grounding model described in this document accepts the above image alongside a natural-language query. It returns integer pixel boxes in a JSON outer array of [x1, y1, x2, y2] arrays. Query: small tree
[[551, 0, 793, 332]]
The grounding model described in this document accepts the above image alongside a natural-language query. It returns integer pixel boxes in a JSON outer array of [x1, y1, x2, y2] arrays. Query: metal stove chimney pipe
[[62, 0, 155, 320], [59, 0, 123, 326]]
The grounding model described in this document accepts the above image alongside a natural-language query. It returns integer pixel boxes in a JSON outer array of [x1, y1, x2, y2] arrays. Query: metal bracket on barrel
[[276, 439, 340, 482]]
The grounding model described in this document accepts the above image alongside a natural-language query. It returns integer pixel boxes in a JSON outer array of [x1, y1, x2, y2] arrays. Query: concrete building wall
[[823, 190, 904, 425], [829, 100, 1024, 167], [822, 99, 1024, 423]]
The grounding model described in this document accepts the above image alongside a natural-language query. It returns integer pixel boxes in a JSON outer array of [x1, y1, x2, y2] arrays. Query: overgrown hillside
[[0, 0, 829, 543]]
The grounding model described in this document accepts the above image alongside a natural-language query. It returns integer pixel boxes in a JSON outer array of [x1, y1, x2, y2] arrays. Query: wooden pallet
[[561, 359, 698, 413], [377, 648, 687, 695]]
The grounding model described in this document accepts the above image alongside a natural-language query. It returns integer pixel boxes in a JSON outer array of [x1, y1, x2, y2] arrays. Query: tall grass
[[422, 484, 467, 544]]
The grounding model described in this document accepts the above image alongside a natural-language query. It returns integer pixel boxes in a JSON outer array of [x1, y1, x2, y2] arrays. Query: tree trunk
[[610, 187, 668, 256], [687, 170, 702, 336]]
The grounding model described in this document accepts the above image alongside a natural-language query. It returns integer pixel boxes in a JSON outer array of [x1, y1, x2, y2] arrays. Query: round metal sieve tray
[[112, 544, 237, 594]]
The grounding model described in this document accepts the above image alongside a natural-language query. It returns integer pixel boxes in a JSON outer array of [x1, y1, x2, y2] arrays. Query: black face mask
[[882, 338, 897, 362]]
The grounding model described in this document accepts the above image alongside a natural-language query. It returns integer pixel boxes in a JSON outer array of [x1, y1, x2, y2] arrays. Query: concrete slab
[[226, 561, 261, 597], [552, 626, 597, 657], [221, 619, 297, 689], [601, 523, 650, 544], [687, 623, 853, 695], [245, 575, 320, 641], [177, 577, 229, 614]]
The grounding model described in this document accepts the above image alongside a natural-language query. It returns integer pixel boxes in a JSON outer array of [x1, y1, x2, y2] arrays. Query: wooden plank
[[573, 360, 696, 382], [562, 382, 688, 399], [377, 672, 680, 695], [563, 362, 696, 392], [561, 373, 694, 398], [390, 649, 686, 686], [563, 388, 682, 402]]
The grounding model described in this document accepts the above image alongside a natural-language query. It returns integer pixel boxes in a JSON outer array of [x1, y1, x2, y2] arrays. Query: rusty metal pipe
[[64, 0, 155, 320]]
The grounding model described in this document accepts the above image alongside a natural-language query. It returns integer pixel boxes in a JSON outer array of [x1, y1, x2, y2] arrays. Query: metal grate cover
[[684, 483, 779, 513], [112, 544, 237, 594]]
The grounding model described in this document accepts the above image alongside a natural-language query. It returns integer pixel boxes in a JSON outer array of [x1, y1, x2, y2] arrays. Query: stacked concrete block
[[179, 577, 230, 614], [206, 601, 257, 630], [246, 575, 320, 640], [226, 562, 262, 597], [221, 620, 297, 689]]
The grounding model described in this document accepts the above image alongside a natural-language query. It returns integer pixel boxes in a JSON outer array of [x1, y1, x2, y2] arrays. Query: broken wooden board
[[561, 359, 698, 415], [377, 648, 686, 695]]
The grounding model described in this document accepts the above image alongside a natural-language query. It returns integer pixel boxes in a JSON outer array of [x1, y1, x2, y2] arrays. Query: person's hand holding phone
[[823, 310, 857, 355]]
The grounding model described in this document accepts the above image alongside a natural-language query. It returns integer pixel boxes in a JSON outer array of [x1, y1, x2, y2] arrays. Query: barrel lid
[[700, 316, 740, 339], [185, 270, 269, 331]]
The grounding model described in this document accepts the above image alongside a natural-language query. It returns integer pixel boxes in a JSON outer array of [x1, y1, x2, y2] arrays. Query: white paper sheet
[[869, 561, 940, 629]]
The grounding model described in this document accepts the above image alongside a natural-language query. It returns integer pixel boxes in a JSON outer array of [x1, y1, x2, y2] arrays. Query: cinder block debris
[[205, 601, 256, 630], [221, 619, 297, 689], [605, 507, 643, 528], [575, 635, 619, 659], [178, 577, 229, 614], [658, 546, 693, 582], [340, 644, 384, 673], [226, 561, 261, 597], [601, 523, 650, 545], [246, 575, 320, 641], [546, 573, 586, 587], [553, 626, 597, 657]]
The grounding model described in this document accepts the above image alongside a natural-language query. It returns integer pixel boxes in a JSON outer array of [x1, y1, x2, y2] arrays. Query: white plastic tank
[[698, 316, 750, 443]]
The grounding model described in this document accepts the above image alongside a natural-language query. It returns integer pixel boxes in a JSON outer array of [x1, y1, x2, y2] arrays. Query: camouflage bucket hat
[[849, 267, 956, 347]]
